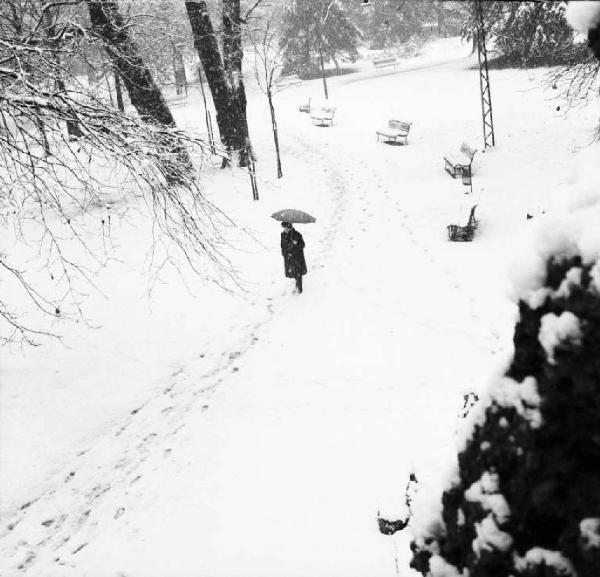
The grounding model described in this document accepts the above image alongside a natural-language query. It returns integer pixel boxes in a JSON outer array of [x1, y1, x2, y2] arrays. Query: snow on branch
[[0, 0, 235, 345]]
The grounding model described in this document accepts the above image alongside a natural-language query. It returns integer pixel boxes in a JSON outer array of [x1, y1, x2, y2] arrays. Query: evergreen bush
[[411, 255, 600, 577], [279, 0, 360, 79], [493, 1, 573, 67]]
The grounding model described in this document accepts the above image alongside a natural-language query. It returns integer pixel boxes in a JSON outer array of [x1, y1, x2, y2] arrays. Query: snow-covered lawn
[[1, 37, 598, 576]]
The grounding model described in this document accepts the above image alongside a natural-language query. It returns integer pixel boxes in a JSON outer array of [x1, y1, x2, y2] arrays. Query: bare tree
[[546, 46, 600, 112], [118, 0, 196, 92], [185, 0, 257, 167], [0, 0, 231, 345], [86, 0, 191, 180], [249, 18, 284, 178]]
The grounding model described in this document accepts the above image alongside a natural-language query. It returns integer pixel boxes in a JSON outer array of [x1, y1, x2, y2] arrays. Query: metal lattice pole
[[475, 0, 495, 149]]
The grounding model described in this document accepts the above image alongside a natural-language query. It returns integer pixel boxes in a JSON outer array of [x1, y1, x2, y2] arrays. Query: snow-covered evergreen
[[279, 0, 361, 77], [411, 245, 600, 576]]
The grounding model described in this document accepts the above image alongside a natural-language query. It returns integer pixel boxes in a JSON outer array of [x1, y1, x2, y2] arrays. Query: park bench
[[447, 205, 479, 242], [444, 142, 477, 179], [376, 119, 412, 145], [298, 97, 312, 113], [311, 106, 336, 127], [372, 56, 398, 70]]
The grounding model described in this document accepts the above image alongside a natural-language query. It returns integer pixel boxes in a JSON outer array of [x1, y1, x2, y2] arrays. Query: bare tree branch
[[0, 0, 238, 345]]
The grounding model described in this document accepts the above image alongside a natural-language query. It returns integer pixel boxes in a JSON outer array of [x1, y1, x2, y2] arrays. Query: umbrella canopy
[[271, 209, 316, 224]]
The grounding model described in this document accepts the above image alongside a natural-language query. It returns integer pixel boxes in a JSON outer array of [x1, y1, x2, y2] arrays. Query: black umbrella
[[271, 209, 316, 224]]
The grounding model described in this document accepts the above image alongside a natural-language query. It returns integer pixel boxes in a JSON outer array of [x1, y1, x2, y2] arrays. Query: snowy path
[[0, 90, 504, 576]]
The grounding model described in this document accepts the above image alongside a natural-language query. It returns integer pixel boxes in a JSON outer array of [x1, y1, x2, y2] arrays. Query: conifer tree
[[279, 0, 361, 78], [411, 255, 600, 577], [462, 1, 573, 67]]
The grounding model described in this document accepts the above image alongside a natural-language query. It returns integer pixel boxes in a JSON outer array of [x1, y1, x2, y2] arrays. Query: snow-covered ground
[[1, 37, 599, 576]]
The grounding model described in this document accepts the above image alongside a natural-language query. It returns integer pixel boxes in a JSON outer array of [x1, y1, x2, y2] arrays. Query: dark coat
[[281, 228, 307, 278]]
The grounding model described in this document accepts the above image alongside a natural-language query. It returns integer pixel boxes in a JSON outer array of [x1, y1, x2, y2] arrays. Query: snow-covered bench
[[376, 119, 412, 145], [447, 205, 478, 242], [373, 56, 398, 70], [444, 142, 477, 179], [311, 106, 336, 127], [298, 97, 311, 113]]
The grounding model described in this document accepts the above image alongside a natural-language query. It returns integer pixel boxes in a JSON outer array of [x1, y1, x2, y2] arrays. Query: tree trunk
[[298, 0, 312, 77], [104, 71, 115, 107], [34, 105, 51, 156], [173, 52, 181, 96], [88, 1, 175, 126], [173, 45, 187, 96], [222, 0, 252, 166], [434, 0, 445, 37], [58, 77, 84, 139], [185, 0, 252, 167], [332, 55, 340, 75], [267, 88, 282, 179], [319, 45, 328, 100], [53, 53, 84, 138], [87, 62, 97, 86], [114, 70, 124, 112], [45, 12, 84, 139], [197, 64, 215, 153], [198, 66, 216, 153], [87, 0, 190, 181]]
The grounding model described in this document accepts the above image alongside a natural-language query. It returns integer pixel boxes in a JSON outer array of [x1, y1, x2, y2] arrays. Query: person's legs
[[295, 275, 303, 293]]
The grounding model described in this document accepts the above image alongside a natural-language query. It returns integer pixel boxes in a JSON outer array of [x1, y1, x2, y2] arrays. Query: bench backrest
[[312, 107, 336, 119], [389, 120, 411, 132], [460, 142, 477, 160], [467, 204, 478, 226], [373, 57, 397, 66]]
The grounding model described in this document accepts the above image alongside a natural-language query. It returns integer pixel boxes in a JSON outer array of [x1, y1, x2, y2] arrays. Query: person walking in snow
[[280, 221, 307, 293]]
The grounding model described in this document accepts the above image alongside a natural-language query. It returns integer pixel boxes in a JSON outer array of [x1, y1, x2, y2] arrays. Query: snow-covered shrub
[[493, 1, 574, 68], [279, 0, 360, 78], [462, 1, 575, 68], [410, 253, 600, 577]]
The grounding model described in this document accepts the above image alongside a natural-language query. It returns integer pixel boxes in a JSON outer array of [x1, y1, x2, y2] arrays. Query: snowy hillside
[[1, 36, 599, 576]]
